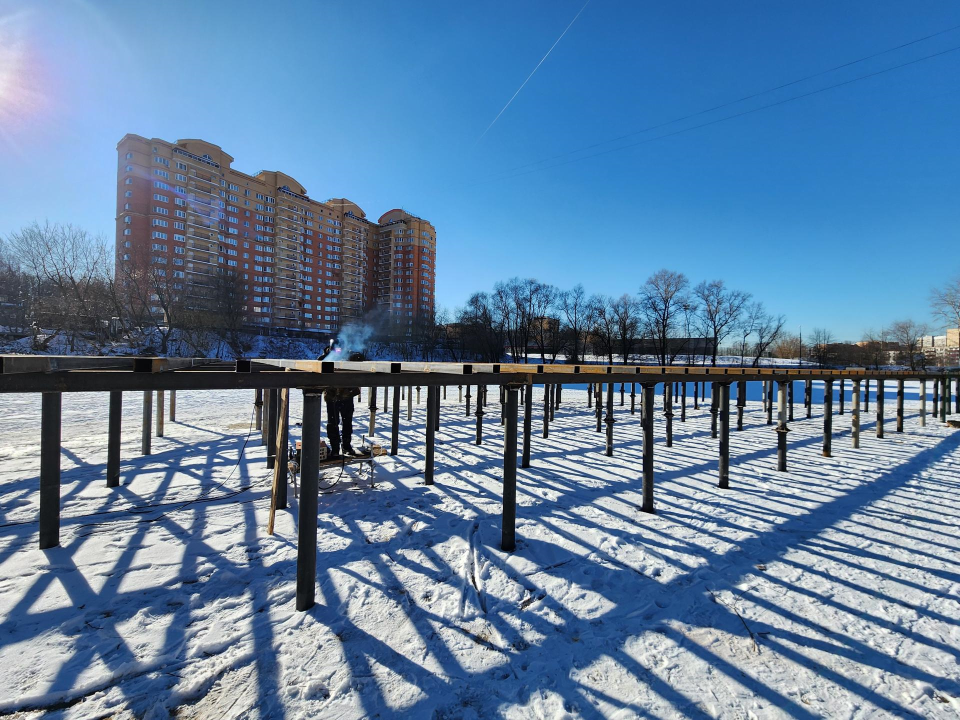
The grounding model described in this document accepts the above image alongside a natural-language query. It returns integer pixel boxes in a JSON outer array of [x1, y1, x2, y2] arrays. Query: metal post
[[39, 392, 62, 550], [641, 384, 655, 513], [434, 385, 441, 431], [417, 386, 421, 405], [255, 389, 263, 431], [838, 379, 844, 415], [718, 383, 730, 489], [391, 383, 401, 456], [776, 381, 788, 472], [940, 376, 948, 424], [500, 386, 506, 427], [736, 380, 745, 431], [588, 383, 593, 409], [261, 389, 271, 445], [693, 379, 699, 410], [458, 385, 463, 403], [556, 384, 562, 407], [710, 382, 718, 439], [542, 383, 550, 439], [475, 385, 484, 445], [920, 379, 927, 427], [107, 391, 121, 488], [896, 379, 904, 433], [384, 386, 389, 413], [954, 375, 959, 414], [876, 379, 884, 439], [522, 381, 532, 468], [823, 379, 833, 457], [620, 383, 625, 407], [502, 387, 519, 552], [852, 380, 861, 448], [788, 381, 794, 422], [266, 389, 278, 469], [549, 384, 556, 422], [664, 383, 673, 447], [933, 377, 939, 420], [605, 380, 615, 456], [425, 386, 436, 485], [296, 390, 321, 612], [443, 385, 446, 401], [766, 381, 773, 425], [368, 386, 377, 437], [595, 382, 603, 433], [407, 386, 413, 421], [631, 382, 636, 415], [681, 381, 687, 422], [169, 390, 176, 422], [947, 377, 952, 416], [465, 384, 471, 417], [156, 391, 164, 438], [864, 379, 870, 412], [141, 390, 152, 456], [805, 379, 812, 419]]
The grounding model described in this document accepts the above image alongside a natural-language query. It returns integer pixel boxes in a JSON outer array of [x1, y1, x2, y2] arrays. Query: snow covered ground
[[0, 381, 958, 718]]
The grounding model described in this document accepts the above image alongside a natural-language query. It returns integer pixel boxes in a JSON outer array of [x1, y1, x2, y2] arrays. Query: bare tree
[[889, 319, 928, 370], [210, 270, 251, 358], [638, 269, 690, 365], [860, 328, 888, 369], [6, 222, 115, 352], [810, 328, 834, 368], [456, 292, 504, 362], [771, 333, 801, 360], [0, 238, 29, 331], [749, 303, 786, 367], [694, 280, 751, 366], [560, 284, 594, 364], [589, 294, 617, 365], [609, 293, 640, 364], [492, 278, 540, 363], [930, 275, 960, 333], [528, 281, 560, 364], [117, 239, 185, 354]]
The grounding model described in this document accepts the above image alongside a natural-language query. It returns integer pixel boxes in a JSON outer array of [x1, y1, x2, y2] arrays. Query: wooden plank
[[267, 388, 290, 536]]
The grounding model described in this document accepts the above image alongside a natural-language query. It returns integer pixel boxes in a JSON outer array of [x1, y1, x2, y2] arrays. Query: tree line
[[442, 271, 787, 366], [2, 221, 959, 367], [0, 222, 249, 356]]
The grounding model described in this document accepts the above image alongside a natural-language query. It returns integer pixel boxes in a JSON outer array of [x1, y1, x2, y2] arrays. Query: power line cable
[[487, 23, 960, 179], [477, 42, 960, 185]]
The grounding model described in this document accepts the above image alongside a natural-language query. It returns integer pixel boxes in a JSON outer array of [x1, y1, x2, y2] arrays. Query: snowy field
[[0, 381, 958, 718]]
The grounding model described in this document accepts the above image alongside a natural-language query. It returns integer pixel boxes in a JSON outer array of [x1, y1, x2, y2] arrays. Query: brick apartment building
[[116, 134, 436, 336]]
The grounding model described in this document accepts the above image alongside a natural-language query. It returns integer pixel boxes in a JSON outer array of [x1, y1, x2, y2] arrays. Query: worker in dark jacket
[[324, 386, 360, 457]]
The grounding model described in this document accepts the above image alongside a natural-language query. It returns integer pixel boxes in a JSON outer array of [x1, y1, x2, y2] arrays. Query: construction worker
[[324, 386, 361, 458]]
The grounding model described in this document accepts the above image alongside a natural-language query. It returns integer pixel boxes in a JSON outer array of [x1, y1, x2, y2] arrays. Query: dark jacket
[[324, 387, 360, 403]]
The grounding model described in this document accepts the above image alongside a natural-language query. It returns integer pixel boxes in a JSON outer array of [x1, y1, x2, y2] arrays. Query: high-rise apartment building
[[115, 134, 436, 335]]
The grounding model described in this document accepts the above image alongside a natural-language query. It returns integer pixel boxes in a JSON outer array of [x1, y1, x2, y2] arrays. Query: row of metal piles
[[291, 375, 958, 611]]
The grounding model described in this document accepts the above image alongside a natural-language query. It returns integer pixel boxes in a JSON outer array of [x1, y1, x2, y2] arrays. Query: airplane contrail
[[475, 0, 591, 145]]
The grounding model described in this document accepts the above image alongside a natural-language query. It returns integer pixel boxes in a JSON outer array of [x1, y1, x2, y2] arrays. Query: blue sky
[[1, 0, 958, 340]]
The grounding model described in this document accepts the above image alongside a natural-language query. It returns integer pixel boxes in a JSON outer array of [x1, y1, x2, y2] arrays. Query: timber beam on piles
[[0, 357, 938, 396]]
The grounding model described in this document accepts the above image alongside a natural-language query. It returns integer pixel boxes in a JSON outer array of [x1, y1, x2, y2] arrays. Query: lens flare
[[0, 11, 47, 149]]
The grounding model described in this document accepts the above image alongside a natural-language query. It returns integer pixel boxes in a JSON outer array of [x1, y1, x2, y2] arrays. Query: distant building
[[115, 134, 436, 336], [920, 330, 959, 367]]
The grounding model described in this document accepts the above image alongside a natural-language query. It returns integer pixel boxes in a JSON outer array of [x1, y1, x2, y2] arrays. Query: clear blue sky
[[1, 0, 958, 340]]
